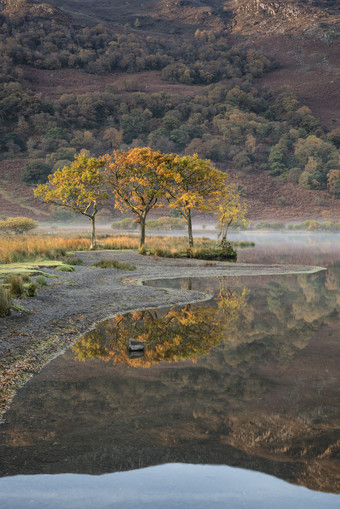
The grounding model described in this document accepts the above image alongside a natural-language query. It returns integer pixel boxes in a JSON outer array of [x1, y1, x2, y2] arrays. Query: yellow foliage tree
[[34, 154, 106, 249], [158, 154, 227, 247], [216, 184, 247, 246], [102, 148, 168, 247]]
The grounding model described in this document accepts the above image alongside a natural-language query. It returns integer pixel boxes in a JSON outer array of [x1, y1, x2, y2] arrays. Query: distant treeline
[[0, 5, 339, 198], [253, 220, 340, 231]]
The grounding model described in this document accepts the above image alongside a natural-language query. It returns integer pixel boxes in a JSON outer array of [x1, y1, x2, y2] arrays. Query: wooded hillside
[[0, 0, 339, 219]]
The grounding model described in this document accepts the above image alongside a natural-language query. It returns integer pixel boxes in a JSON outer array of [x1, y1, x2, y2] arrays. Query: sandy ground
[[0, 250, 324, 421]]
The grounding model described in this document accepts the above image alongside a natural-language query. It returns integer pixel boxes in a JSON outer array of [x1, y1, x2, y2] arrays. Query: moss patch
[[0, 260, 65, 276]]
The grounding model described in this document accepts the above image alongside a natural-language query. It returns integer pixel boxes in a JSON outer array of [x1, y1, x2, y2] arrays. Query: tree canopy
[[0, 217, 38, 235], [34, 154, 106, 249], [102, 148, 167, 247], [217, 184, 248, 245], [158, 153, 227, 247]]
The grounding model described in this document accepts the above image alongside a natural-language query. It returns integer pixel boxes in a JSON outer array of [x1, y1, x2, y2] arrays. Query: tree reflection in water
[[72, 281, 248, 367]]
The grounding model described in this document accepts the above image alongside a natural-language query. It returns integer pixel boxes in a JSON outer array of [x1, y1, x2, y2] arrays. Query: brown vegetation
[[1, 0, 340, 221]]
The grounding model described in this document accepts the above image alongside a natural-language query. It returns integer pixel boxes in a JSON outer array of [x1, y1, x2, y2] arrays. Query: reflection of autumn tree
[[73, 286, 248, 367]]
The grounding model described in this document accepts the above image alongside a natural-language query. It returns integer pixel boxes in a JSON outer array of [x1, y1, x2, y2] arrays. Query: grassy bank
[[0, 235, 246, 265]]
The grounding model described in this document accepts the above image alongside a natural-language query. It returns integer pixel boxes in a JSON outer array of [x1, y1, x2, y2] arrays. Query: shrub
[[22, 160, 51, 185], [255, 221, 285, 230], [8, 275, 24, 298], [138, 238, 237, 261], [0, 287, 11, 317], [146, 216, 186, 231], [0, 133, 26, 152], [92, 259, 136, 271], [24, 282, 37, 297], [50, 207, 75, 222], [62, 256, 84, 265], [56, 264, 75, 272], [52, 159, 72, 171], [111, 218, 138, 230], [45, 127, 67, 140], [288, 220, 340, 231], [0, 217, 38, 235], [36, 275, 47, 287]]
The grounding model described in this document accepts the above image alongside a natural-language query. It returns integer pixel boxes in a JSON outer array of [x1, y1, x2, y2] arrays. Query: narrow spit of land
[[0, 250, 325, 420]]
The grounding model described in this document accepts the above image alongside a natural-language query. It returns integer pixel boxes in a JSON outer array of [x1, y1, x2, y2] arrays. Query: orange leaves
[[103, 147, 167, 215], [72, 287, 248, 368], [35, 147, 232, 248]]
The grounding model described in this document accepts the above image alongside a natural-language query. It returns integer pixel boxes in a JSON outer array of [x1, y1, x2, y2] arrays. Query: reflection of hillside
[[0, 271, 339, 494], [148, 268, 340, 371]]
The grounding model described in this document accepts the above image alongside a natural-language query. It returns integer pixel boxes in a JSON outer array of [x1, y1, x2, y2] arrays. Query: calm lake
[[0, 232, 339, 508]]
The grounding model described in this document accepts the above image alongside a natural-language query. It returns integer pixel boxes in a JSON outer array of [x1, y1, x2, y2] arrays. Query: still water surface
[[0, 233, 339, 508]]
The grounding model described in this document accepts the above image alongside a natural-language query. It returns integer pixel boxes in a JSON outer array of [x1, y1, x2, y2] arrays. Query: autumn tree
[[102, 148, 167, 247], [158, 154, 227, 247], [34, 154, 106, 249], [216, 184, 248, 246], [0, 216, 38, 235]]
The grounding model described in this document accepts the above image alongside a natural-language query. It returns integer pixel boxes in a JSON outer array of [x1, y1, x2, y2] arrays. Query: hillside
[[0, 0, 339, 221]]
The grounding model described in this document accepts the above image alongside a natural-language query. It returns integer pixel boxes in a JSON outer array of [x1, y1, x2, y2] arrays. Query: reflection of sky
[[0, 464, 338, 509]]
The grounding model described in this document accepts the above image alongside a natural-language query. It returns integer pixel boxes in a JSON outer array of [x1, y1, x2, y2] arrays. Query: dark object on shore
[[128, 350, 145, 360], [128, 340, 145, 351]]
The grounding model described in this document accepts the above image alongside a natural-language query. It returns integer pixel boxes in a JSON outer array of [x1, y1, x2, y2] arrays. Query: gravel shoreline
[[0, 250, 325, 420]]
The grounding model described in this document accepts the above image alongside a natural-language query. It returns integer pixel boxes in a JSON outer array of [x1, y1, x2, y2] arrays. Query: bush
[[92, 259, 136, 271], [56, 264, 75, 272], [288, 220, 340, 231], [24, 282, 37, 297], [139, 239, 237, 261], [36, 275, 47, 287], [45, 127, 67, 140], [50, 207, 75, 222], [0, 133, 26, 152], [22, 160, 51, 185], [146, 216, 186, 231], [255, 221, 286, 230], [0, 217, 38, 235], [111, 218, 138, 230], [62, 256, 84, 265]]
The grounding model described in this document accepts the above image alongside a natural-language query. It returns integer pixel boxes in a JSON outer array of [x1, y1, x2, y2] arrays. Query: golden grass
[[102, 235, 140, 250], [103, 235, 216, 255], [0, 234, 238, 264], [0, 236, 90, 264]]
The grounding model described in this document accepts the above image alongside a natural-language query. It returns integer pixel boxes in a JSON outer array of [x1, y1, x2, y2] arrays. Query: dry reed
[[0, 234, 235, 264]]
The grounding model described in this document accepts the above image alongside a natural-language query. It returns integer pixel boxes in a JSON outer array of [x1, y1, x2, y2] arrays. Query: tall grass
[[102, 235, 140, 251], [0, 237, 90, 264], [0, 234, 239, 264], [8, 275, 24, 298], [0, 287, 11, 317]]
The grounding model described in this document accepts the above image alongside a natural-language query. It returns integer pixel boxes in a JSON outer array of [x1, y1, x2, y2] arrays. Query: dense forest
[[0, 0, 339, 198]]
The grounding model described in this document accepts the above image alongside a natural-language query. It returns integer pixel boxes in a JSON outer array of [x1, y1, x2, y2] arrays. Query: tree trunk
[[140, 217, 146, 248], [187, 209, 194, 248], [89, 215, 97, 250]]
